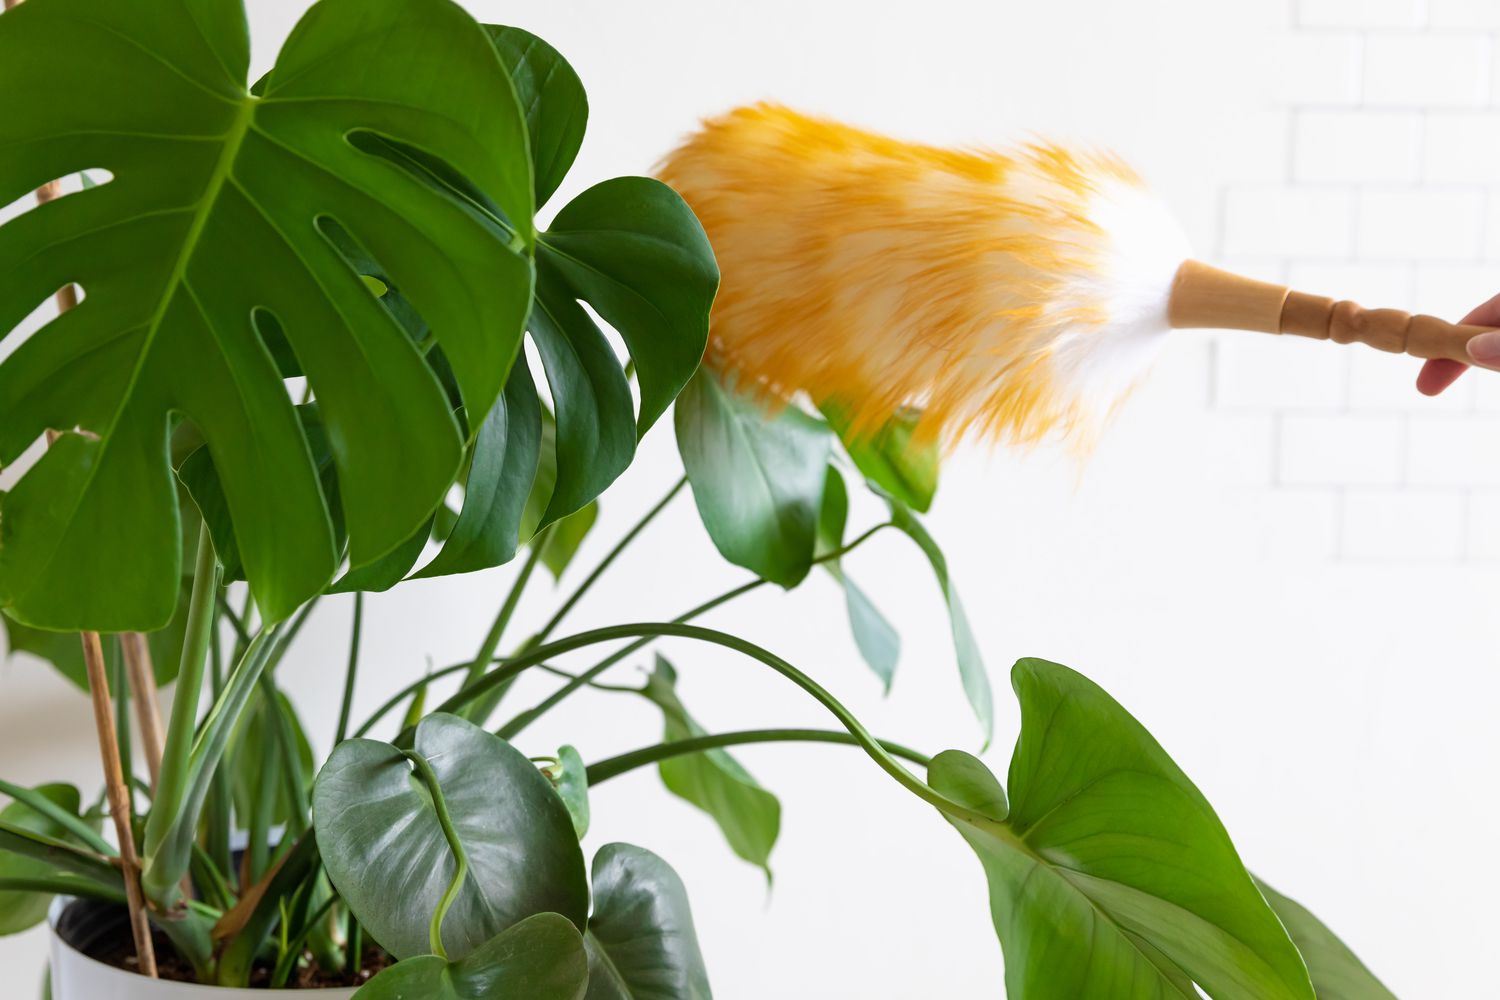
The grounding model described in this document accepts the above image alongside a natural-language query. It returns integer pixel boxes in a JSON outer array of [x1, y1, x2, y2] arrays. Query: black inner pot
[[54, 897, 144, 963]]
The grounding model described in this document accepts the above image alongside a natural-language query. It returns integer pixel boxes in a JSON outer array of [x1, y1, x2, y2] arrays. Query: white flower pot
[[48, 899, 359, 999]]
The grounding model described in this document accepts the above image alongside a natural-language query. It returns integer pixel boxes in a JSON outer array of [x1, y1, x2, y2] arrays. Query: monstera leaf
[[0, 0, 536, 630], [928, 659, 1315, 1000], [308, 24, 717, 585], [584, 843, 712, 1000]]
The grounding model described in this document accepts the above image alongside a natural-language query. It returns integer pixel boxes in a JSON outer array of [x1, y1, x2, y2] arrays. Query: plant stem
[[402, 750, 468, 960], [78, 630, 157, 976], [586, 728, 932, 784], [498, 523, 892, 738], [533, 475, 686, 643], [334, 593, 363, 745], [460, 531, 549, 690], [119, 632, 165, 792], [142, 521, 219, 908], [441, 622, 994, 828]]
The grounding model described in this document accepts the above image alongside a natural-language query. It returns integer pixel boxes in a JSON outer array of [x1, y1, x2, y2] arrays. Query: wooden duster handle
[[1167, 260, 1490, 364]]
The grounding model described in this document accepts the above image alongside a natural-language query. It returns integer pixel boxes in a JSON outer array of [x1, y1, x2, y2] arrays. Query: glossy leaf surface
[[676, 371, 829, 588], [585, 843, 712, 1000], [314, 713, 588, 961], [0, 0, 536, 629], [353, 912, 589, 1000], [821, 403, 939, 513], [929, 659, 1315, 1000]]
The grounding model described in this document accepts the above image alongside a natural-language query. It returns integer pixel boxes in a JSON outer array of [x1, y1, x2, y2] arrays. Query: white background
[[3, 0, 1499, 997]]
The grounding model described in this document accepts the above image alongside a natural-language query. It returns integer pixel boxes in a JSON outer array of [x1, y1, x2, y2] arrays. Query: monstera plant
[[0, 0, 1400, 997]]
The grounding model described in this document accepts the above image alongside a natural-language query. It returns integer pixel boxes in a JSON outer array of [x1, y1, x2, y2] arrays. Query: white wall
[[2, 1, 1498, 996]]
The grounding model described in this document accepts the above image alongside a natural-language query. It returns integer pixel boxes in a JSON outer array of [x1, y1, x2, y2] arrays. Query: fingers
[[1417, 358, 1468, 395], [1414, 291, 1500, 394]]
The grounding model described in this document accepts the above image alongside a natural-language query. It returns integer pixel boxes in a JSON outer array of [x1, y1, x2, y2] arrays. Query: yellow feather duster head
[[658, 104, 1192, 447]]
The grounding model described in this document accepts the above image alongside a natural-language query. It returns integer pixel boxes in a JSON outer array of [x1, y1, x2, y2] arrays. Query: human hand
[[1417, 291, 1500, 395]]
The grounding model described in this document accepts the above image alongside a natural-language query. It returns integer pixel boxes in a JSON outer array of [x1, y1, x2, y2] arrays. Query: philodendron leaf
[[540, 502, 600, 581], [928, 659, 1315, 1000], [815, 467, 900, 690], [0, 0, 537, 631], [676, 370, 831, 587], [313, 713, 588, 961], [353, 911, 589, 1000], [1256, 880, 1398, 1000], [486, 26, 587, 208], [0, 784, 99, 935], [3, 580, 188, 691], [585, 843, 712, 1000], [888, 502, 992, 743], [545, 745, 591, 840], [644, 656, 780, 875], [821, 403, 940, 513]]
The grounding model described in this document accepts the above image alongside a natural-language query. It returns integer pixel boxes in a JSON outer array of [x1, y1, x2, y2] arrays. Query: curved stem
[[334, 593, 363, 745], [461, 528, 549, 690], [402, 750, 468, 960], [534, 476, 686, 643], [497, 522, 892, 739], [586, 728, 932, 785], [446, 622, 990, 827]]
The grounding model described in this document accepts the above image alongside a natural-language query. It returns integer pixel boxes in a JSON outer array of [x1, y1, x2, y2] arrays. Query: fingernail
[[1468, 331, 1500, 366]]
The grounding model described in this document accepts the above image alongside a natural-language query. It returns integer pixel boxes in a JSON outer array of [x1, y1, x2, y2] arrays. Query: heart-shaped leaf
[[643, 656, 779, 875], [313, 713, 588, 961], [0, 0, 535, 630], [929, 659, 1315, 1000], [545, 744, 591, 840], [585, 843, 712, 1000], [676, 370, 830, 588], [1256, 879, 1398, 1000], [353, 911, 589, 1000], [888, 502, 992, 743]]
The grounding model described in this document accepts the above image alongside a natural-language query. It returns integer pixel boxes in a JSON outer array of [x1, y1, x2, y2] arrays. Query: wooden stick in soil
[[120, 633, 166, 791], [3, 0, 159, 969], [80, 634, 158, 977]]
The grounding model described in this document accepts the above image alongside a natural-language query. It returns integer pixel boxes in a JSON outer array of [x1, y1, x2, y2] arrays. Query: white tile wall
[[1216, 2, 1500, 564]]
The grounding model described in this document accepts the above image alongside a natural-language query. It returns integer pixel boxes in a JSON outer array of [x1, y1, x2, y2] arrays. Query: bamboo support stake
[[120, 633, 166, 791], [4, 0, 158, 974], [80, 634, 158, 977]]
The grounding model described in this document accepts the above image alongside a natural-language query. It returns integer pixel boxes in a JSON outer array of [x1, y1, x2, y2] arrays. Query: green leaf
[[821, 403, 940, 513], [928, 659, 1315, 1000], [888, 503, 992, 742], [487, 26, 587, 208], [1256, 880, 1398, 1000], [539, 176, 717, 436], [415, 364, 542, 579], [353, 911, 589, 1000], [675, 370, 830, 588], [643, 656, 780, 875], [0, 784, 100, 935], [816, 468, 899, 690], [546, 746, 591, 839], [540, 502, 599, 581], [544, 745, 591, 840], [314, 713, 588, 961], [3, 589, 187, 692], [530, 271, 635, 529], [0, 0, 536, 630], [585, 843, 712, 1000]]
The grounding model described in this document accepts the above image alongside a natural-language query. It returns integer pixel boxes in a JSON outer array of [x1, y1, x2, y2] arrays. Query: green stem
[[402, 750, 468, 960], [533, 475, 686, 643], [0, 780, 113, 855], [141, 520, 218, 907], [271, 892, 339, 988], [498, 523, 891, 739], [447, 622, 990, 828], [334, 593, 363, 746], [461, 530, 549, 690], [586, 728, 931, 784], [0, 875, 124, 903]]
